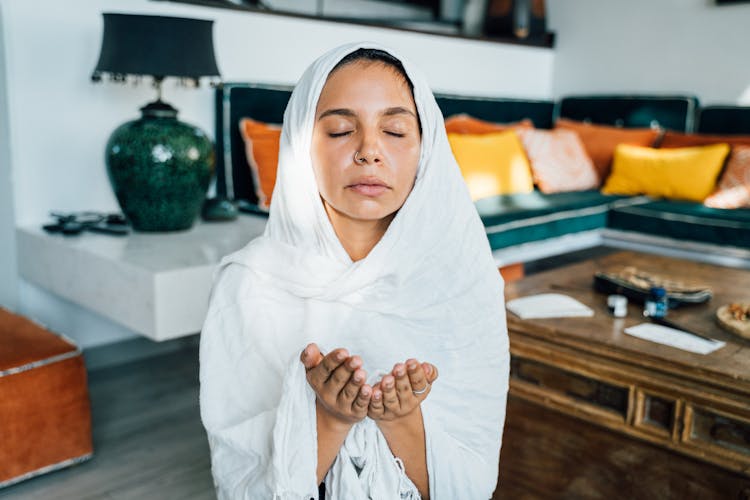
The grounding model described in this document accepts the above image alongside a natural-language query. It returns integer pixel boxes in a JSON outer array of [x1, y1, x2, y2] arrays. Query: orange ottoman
[[0, 307, 93, 488]]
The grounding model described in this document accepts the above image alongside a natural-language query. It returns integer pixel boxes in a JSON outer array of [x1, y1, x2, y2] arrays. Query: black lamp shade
[[93, 13, 220, 80]]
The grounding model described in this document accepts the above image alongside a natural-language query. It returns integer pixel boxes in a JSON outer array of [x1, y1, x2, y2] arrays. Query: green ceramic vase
[[106, 101, 214, 232]]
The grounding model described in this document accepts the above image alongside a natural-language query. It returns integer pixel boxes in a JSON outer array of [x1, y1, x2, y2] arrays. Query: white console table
[[16, 216, 268, 341]]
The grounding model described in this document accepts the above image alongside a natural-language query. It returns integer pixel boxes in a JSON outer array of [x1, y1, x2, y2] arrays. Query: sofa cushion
[[698, 106, 750, 135], [477, 190, 626, 250], [436, 95, 555, 129], [444, 114, 533, 134], [239, 118, 281, 210], [608, 200, 750, 249], [555, 118, 661, 183], [658, 131, 750, 148], [448, 131, 534, 200], [558, 95, 699, 132], [602, 144, 730, 202], [517, 128, 599, 193], [704, 145, 750, 209]]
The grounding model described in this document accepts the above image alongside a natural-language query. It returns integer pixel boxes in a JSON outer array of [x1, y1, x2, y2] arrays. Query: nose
[[355, 130, 382, 165]]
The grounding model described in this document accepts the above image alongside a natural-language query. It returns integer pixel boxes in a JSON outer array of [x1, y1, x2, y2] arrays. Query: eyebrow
[[317, 106, 417, 121]]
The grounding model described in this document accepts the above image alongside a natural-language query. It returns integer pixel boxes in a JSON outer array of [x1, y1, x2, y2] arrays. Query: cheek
[[391, 140, 421, 192], [311, 136, 344, 194]]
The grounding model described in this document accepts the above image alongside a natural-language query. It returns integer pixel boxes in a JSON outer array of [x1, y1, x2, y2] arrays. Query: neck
[[323, 202, 395, 262]]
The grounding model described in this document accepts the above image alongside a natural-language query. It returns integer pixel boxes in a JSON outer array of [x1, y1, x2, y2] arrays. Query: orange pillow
[[555, 118, 662, 184], [516, 128, 599, 193], [658, 131, 750, 149], [239, 118, 281, 209], [444, 114, 533, 135], [704, 146, 750, 208]]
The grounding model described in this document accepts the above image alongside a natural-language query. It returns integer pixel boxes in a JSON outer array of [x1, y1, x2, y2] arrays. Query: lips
[[347, 176, 390, 197]]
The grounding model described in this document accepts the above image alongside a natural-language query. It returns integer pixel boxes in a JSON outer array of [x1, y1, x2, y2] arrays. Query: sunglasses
[[43, 212, 130, 236]]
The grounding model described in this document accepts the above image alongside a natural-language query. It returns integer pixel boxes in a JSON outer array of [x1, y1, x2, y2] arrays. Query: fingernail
[[407, 361, 417, 370], [361, 387, 371, 397], [373, 392, 381, 400], [353, 373, 363, 382], [394, 366, 405, 377], [335, 351, 345, 361], [425, 364, 432, 375]]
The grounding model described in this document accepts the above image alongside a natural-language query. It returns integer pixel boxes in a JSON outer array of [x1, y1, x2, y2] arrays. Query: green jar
[[106, 102, 214, 232]]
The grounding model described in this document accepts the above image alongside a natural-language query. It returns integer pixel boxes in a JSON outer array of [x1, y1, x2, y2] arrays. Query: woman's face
[[311, 61, 421, 223]]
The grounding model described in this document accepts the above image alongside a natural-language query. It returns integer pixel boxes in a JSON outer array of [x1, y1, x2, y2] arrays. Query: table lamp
[[91, 13, 221, 231]]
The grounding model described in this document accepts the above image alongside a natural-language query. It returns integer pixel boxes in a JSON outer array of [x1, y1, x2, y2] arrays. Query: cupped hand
[[368, 359, 439, 422], [301, 343, 372, 428]]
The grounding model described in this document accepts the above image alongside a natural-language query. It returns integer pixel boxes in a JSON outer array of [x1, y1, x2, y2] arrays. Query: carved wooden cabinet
[[494, 252, 750, 499]]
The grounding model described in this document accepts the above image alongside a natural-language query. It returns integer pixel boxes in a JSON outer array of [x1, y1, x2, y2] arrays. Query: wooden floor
[[0, 346, 215, 500]]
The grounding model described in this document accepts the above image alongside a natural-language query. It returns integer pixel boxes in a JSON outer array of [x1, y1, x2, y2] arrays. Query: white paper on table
[[624, 323, 726, 355], [506, 293, 594, 319]]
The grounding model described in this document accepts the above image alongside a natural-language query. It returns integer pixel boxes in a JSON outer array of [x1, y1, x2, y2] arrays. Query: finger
[[338, 367, 366, 405], [300, 343, 323, 370], [406, 359, 429, 396], [380, 374, 400, 412], [393, 363, 413, 399], [422, 362, 439, 384], [368, 383, 385, 418], [353, 384, 372, 415], [327, 355, 361, 393], [308, 348, 348, 387]]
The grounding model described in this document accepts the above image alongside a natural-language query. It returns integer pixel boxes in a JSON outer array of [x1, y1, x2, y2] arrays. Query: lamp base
[[105, 100, 214, 232]]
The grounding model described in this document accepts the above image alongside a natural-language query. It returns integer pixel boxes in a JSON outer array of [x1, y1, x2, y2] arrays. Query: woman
[[200, 42, 509, 499]]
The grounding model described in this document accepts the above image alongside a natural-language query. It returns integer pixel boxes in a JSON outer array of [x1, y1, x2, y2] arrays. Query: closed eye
[[385, 131, 405, 138], [328, 131, 353, 138]]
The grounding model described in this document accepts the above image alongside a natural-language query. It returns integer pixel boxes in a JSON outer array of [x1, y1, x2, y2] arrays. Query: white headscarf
[[200, 41, 509, 500]]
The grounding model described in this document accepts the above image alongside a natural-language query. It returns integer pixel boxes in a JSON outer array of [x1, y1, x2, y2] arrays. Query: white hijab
[[200, 41, 509, 500]]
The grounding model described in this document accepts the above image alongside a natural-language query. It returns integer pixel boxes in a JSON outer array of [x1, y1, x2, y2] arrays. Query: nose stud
[[354, 151, 365, 164]]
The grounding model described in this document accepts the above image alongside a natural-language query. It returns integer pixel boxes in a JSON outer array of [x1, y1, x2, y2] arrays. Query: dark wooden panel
[[511, 356, 629, 418], [689, 406, 750, 457], [494, 397, 750, 500]]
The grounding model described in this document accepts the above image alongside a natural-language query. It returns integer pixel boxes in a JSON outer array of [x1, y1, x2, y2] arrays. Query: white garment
[[200, 41, 509, 500]]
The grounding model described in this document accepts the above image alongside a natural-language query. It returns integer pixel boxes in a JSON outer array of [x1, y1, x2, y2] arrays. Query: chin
[[341, 200, 397, 222]]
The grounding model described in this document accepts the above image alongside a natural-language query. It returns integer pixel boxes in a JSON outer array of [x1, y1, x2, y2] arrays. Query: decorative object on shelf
[[462, 0, 489, 36], [91, 13, 221, 232], [201, 197, 238, 222], [484, 0, 549, 42], [42, 212, 130, 236]]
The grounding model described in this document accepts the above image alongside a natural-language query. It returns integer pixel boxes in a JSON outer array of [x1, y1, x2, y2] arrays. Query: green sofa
[[215, 85, 750, 268]]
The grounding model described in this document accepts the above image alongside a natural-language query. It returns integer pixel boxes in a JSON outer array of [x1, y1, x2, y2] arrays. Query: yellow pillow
[[602, 143, 730, 202], [448, 130, 534, 200]]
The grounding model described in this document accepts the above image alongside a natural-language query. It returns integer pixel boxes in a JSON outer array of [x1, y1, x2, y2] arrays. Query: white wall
[[0, 4, 16, 311], [0, 0, 553, 348], [546, 0, 750, 105]]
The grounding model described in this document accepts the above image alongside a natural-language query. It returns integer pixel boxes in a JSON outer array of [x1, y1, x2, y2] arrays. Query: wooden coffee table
[[494, 250, 750, 499]]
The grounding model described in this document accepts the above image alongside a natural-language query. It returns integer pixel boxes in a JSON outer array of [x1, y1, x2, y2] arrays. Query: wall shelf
[[16, 216, 267, 341], [154, 0, 555, 49]]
